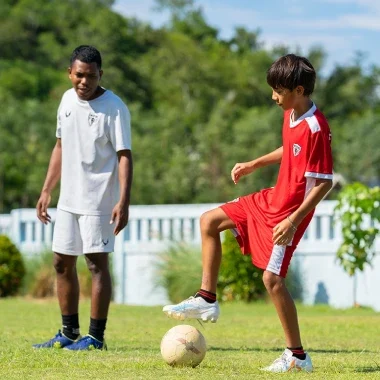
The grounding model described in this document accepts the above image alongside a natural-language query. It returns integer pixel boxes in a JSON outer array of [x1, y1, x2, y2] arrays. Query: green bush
[[23, 252, 93, 298], [334, 182, 380, 277], [156, 243, 202, 303], [285, 257, 304, 302], [156, 231, 304, 304], [21, 251, 54, 297], [220, 231, 304, 302], [0, 235, 26, 297], [219, 230, 267, 302]]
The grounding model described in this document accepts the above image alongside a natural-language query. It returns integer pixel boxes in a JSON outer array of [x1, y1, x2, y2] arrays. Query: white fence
[[1, 202, 380, 311]]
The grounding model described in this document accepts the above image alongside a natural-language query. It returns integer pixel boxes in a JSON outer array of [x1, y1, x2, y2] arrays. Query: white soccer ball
[[160, 324, 207, 367]]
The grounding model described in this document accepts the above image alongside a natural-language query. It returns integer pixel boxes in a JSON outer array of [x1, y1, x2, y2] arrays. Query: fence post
[[113, 231, 125, 304], [10, 209, 22, 248]]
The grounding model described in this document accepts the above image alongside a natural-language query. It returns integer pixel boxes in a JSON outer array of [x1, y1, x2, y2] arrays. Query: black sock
[[195, 289, 217, 303], [89, 318, 107, 342], [288, 346, 306, 360], [62, 314, 80, 340]]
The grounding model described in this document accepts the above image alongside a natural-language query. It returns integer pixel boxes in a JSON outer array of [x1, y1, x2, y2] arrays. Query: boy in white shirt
[[34, 45, 133, 350]]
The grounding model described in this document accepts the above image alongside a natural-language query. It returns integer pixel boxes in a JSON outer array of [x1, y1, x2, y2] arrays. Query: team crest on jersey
[[88, 113, 98, 126], [293, 144, 301, 156]]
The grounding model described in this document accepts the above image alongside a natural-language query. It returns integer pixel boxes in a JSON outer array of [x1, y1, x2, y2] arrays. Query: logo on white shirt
[[293, 144, 301, 156], [88, 113, 98, 126]]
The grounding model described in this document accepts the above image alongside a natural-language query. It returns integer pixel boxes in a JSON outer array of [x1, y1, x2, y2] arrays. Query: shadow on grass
[[209, 346, 282, 353], [209, 346, 378, 354], [355, 363, 380, 373], [111, 345, 379, 356]]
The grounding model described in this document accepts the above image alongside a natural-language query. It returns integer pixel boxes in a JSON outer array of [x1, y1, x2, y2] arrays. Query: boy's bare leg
[[199, 208, 236, 294], [263, 270, 301, 347], [73, 252, 112, 345], [85, 253, 112, 320], [163, 207, 235, 321], [54, 252, 79, 315], [32, 253, 80, 348]]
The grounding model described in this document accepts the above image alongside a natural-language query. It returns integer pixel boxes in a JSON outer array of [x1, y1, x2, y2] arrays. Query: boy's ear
[[296, 86, 305, 95]]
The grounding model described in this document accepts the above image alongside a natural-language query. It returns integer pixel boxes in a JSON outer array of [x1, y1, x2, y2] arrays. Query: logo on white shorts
[[293, 144, 301, 156], [102, 239, 109, 246]]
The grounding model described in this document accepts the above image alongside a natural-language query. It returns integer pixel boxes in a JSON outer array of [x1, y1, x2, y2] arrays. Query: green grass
[[1, 298, 380, 379]]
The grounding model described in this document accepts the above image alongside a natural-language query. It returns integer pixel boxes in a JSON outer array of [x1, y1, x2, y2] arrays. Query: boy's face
[[271, 86, 303, 110], [68, 60, 103, 101]]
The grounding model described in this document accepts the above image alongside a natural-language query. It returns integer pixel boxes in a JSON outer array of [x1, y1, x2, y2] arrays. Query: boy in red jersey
[[163, 54, 333, 372]]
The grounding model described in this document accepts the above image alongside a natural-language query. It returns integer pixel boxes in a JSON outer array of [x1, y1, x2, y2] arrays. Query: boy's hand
[[110, 202, 129, 236], [231, 162, 255, 184], [272, 218, 296, 246], [36, 191, 52, 224]]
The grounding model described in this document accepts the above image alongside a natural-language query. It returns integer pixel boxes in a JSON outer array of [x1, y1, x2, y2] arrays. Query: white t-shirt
[[56, 88, 131, 215]]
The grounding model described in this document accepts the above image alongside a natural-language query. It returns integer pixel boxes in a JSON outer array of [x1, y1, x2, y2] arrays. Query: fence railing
[[0, 202, 346, 253], [1, 202, 379, 311]]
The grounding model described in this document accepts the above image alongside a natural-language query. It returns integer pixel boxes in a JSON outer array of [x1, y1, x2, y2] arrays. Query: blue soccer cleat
[[64, 334, 107, 351], [33, 330, 80, 349]]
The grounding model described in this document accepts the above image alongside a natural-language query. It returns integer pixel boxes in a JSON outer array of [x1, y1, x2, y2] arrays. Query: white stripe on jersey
[[266, 244, 287, 275], [305, 172, 334, 180], [305, 115, 321, 133]]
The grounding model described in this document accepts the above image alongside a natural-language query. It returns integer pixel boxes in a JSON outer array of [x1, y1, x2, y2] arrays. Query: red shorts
[[220, 193, 312, 278]]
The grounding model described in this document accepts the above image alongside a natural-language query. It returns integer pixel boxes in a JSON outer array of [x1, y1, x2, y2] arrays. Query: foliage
[[21, 251, 54, 297], [334, 182, 380, 276], [155, 243, 202, 303], [0, 0, 379, 213], [218, 230, 266, 302], [156, 232, 304, 304], [0, 235, 25, 297], [219, 231, 304, 302], [285, 257, 304, 302], [22, 251, 93, 298], [331, 110, 380, 184]]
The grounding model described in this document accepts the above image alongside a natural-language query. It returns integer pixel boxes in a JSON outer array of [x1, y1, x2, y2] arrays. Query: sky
[[113, 0, 380, 76]]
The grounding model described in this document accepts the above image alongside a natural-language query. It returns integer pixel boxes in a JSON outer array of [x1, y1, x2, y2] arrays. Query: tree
[[154, 0, 194, 17], [334, 183, 380, 304], [228, 27, 262, 54], [0, 0, 379, 213]]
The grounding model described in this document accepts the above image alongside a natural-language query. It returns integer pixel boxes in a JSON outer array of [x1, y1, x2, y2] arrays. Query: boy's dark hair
[[266, 54, 316, 96], [70, 45, 102, 69]]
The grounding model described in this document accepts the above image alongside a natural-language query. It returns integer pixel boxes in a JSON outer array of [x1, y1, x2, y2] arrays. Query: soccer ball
[[160, 324, 207, 367]]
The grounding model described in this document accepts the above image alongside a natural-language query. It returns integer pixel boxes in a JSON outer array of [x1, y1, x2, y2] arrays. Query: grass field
[[1, 298, 380, 379]]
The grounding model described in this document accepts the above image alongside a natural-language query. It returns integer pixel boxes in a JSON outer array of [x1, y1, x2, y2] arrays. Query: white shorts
[[52, 209, 115, 255]]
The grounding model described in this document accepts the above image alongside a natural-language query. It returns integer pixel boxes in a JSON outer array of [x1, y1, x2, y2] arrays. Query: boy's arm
[[36, 139, 62, 224], [110, 149, 133, 236], [251, 146, 283, 168], [231, 146, 283, 184], [290, 179, 332, 226], [273, 178, 333, 245]]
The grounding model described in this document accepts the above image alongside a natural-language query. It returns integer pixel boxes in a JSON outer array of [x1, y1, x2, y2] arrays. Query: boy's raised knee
[[200, 211, 217, 234], [262, 270, 284, 293]]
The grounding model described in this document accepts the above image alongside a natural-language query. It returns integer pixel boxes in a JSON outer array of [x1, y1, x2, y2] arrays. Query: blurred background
[[0, 0, 379, 307], [0, 0, 379, 213]]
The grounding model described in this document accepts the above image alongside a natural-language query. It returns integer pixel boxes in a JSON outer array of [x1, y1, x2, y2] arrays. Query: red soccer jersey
[[271, 103, 333, 216], [221, 103, 333, 276]]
